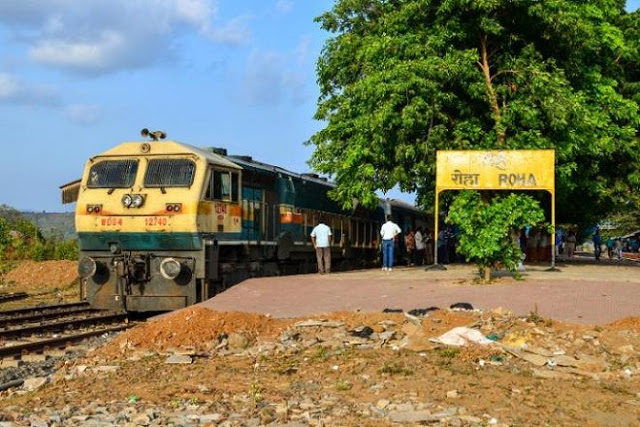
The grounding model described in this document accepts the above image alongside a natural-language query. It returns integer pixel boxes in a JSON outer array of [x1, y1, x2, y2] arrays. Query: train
[[61, 130, 428, 312]]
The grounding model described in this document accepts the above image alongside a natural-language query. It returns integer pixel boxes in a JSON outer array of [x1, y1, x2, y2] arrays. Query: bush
[[54, 240, 79, 260], [30, 241, 48, 261], [446, 191, 548, 282]]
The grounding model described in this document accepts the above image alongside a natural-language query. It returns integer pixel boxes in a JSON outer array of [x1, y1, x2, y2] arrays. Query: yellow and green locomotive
[[64, 130, 427, 312]]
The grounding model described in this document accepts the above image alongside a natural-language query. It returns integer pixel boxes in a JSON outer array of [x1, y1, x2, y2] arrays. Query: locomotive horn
[[140, 128, 167, 141]]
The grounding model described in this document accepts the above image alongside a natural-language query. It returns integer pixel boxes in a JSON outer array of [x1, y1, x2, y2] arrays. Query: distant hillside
[[20, 212, 75, 241]]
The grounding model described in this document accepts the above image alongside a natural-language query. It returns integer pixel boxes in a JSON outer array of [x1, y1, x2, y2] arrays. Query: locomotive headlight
[[109, 243, 120, 254], [122, 194, 133, 208], [78, 256, 97, 279], [131, 194, 144, 208], [160, 258, 182, 280]]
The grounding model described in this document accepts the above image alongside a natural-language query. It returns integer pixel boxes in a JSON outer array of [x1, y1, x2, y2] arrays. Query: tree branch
[[478, 35, 506, 146]]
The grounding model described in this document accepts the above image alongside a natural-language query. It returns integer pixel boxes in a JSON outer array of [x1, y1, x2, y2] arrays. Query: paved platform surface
[[201, 261, 640, 325]]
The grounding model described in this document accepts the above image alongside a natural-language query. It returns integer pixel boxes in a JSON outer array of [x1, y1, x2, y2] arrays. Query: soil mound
[[102, 306, 294, 357], [1, 260, 78, 291]]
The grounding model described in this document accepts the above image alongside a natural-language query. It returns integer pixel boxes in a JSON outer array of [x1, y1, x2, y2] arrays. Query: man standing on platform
[[310, 215, 332, 274], [380, 217, 402, 271], [593, 229, 602, 261]]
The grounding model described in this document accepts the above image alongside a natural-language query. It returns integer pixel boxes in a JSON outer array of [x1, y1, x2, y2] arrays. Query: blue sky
[[1, 0, 639, 212]]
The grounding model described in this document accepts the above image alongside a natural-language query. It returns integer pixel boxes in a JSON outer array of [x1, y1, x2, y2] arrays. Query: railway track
[[0, 292, 28, 304], [0, 301, 132, 359]]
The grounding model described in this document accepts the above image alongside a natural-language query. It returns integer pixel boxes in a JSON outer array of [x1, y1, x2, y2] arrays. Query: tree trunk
[[483, 266, 491, 283]]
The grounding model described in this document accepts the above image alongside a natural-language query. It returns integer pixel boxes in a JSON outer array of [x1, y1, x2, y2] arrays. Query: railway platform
[[201, 261, 640, 325]]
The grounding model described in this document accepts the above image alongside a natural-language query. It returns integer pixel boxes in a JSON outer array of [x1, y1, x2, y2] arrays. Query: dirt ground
[[2, 261, 640, 426], [0, 260, 80, 307]]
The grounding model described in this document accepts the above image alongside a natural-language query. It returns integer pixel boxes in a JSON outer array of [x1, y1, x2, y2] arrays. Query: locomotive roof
[[225, 154, 335, 187], [92, 140, 241, 170]]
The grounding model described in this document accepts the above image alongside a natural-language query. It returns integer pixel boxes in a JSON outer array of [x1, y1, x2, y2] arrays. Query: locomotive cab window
[[144, 159, 195, 187], [206, 169, 240, 202], [87, 159, 138, 188]]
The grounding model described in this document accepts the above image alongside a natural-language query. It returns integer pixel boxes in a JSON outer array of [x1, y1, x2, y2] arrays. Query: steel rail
[[0, 312, 128, 339], [0, 301, 90, 319], [0, 307, 99, 329], [0, 292, 28, 304], [0, 325, 129, 359]]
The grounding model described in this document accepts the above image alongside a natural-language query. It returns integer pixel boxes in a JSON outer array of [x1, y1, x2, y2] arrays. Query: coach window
[[206, 169, 234, 201], [145, 159, 195, 188], [88, 159, 138, 188]]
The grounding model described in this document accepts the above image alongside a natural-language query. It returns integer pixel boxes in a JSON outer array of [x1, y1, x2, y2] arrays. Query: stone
[[27, 416, 48, 427], [0, 359, 22, 368], [44, 349, 68, 358], [228, 333, 249, 350], [92, 365, 121, 374], [21, 354, 48, 363], [574, 354, 608, 372], [388, 410, 440, 423], [618, 345, 636, 355], [446, 389, 460, 399], [200, 413, 224, 423], [23, 376, 48, 391], [132, 414, 150, 425], [165, 355, 193, 364], [376, 399, 390, 409], [75, 365, 89, 375]]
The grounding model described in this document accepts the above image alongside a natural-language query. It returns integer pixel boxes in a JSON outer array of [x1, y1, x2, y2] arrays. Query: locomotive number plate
[[99, 217, 124, 227], [144, 216, 169, 227]]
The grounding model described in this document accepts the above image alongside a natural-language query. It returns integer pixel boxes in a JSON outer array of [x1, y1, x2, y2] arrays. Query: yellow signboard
[[430, 149, 557, 269], [436, 150, 554, 192]]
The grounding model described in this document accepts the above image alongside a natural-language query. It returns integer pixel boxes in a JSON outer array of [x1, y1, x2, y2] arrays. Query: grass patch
[[378, 361, 414, 376]]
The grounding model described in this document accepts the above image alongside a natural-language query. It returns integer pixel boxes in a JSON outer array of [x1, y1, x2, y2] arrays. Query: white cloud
[[0, 0, 250, 75], [30, 31, 127, 71], [0, 72, 59, 105], [203, 16, 252, 46], [64, 104, 101, 124], [243, 43, 309, 106], [275, 0, 294, 14]]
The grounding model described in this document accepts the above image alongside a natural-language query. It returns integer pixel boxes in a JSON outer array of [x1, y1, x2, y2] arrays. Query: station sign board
[[436, 150, 554, 192]]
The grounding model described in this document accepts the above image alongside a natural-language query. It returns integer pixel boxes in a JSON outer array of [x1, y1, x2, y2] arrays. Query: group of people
[[401, 227, 434, 267], [309, 216, 432, 274], [311, 217, 633, 273], [551, 228, 624, 261]]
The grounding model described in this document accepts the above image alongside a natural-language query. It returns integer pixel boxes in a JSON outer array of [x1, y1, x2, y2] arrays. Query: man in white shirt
[[380, 217, 401, 271], [310, 215, 333, 274], [414, 227, 425, 266]]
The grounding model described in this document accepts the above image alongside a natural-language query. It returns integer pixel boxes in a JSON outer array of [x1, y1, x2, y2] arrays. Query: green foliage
[[436, 347, 460, 359], [335, 378, 353, 391], [0, 218, 10, 259], [54, 240, 79, 260], [378, 361, 413, 376], [0, 207, 76, 263], [30, 241, 48, 261], [446, 191, 547, 273], [310, 0, 640, 225]]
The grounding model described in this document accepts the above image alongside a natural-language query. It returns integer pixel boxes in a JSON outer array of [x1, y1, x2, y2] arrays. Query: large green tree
[[309, 0, 640, 226]]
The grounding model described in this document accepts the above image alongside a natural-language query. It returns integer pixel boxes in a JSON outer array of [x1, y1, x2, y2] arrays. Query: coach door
[[242, 186, 264, 242]]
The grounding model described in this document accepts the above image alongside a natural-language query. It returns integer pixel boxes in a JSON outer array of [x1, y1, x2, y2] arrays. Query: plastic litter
[[432, 327, 494, 346], [407, 307, 440, 316], [450, 302, 474, 311], [351, 325, 374, 338]]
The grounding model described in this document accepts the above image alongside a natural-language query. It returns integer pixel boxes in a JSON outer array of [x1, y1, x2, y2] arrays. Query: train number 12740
[[145, 217, 168, 226]]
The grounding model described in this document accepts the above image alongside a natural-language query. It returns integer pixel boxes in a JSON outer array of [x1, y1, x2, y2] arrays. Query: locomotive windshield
[[87, 159, 139, 188], [144, 159, 196, 188]]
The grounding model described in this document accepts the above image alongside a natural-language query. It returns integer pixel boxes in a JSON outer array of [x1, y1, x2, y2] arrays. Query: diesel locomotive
[[62, 130, 428, 312]]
